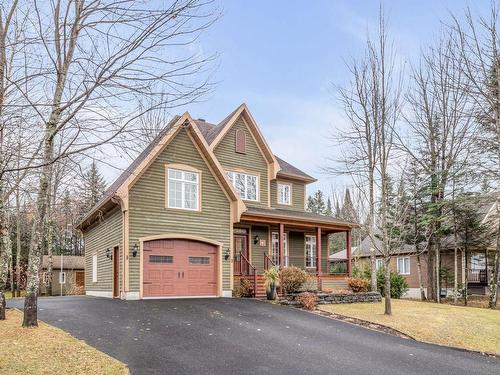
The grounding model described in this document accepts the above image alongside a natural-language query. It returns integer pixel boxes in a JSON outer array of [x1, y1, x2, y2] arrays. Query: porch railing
[[264, 253, 276, 271], [468, 269, 487, 284], [234, 251, 257, 297]]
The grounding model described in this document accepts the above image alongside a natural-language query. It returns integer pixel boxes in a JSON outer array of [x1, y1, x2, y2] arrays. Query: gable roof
[[207, 104, 281, 179], [78, 113, 245, 230]]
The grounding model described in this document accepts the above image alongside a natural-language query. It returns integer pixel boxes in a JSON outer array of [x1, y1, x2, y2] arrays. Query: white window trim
[[375, 258, 384, 270], [166, 166, 201, 211], [397, 256, 410, 275], [305, 235, 317, 269], [277, 182, 292, 205], [92, 253, 98, 283], [226, 170, 259, 202], [271, 232, 288, 267]]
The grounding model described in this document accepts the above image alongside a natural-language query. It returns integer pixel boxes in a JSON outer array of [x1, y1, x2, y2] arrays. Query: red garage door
[[143, 239, 218, 298]]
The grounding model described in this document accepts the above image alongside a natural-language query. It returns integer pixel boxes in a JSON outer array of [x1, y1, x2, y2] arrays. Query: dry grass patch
[[0, 309, 129, 375], [319, 299, 500, 354]]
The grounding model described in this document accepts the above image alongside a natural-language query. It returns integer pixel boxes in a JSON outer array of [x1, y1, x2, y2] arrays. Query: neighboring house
[[354, 194, 499, 298], [40, 255, 85, 296], [77, 104, 357, 299]]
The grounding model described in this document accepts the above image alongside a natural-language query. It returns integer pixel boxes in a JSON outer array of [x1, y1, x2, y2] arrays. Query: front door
[[234, 231, 249, 275]]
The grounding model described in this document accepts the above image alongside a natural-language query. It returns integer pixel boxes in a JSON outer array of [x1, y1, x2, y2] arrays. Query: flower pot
[[266, 283, 276, 300]]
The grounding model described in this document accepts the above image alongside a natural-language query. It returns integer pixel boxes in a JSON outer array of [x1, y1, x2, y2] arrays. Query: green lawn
[[319, 299, 500, 354], [0, 309, 129, 374]]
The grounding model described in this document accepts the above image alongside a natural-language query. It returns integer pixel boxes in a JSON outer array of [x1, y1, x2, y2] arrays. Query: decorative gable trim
[[114, 113, 246, 222], [209, 104, 281, 180]]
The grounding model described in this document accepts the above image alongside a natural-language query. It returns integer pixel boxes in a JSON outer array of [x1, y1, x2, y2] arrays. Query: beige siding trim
[[138, 234, 224, 299]]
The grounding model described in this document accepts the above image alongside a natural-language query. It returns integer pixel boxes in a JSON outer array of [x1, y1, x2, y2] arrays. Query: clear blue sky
[[104, 0, 492, 197]]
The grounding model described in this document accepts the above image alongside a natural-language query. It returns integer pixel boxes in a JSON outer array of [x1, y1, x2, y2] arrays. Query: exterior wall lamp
[[132, 243, 139, 258], [224, 248, 230, 261], [253, 235, 260, 245], [106, 248, 112, 259]]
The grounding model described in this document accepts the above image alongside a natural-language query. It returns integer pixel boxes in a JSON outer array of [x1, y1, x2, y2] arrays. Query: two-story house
[[77, 104, 357, 299]]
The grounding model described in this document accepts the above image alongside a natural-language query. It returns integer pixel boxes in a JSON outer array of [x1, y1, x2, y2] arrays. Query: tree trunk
[[370, 252, 377, 291], [0, 223, 12, 320], [15, 195, 21, 297], [23, 120, 56, 327], [488, 208, 500, 308], [384, 259, 391, 315], [454, 246, 458, 305], [416, 253, 426, 300], [45, 220, 54, 296], [436, 245, 441, 303]]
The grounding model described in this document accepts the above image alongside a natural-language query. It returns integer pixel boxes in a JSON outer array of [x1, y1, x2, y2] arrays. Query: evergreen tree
[[79, 162, 107, 215], [334, 197, 342, 218], [325, 198, 333, 216], [340, 188, 357, 222], [307, 190, 327, 214]]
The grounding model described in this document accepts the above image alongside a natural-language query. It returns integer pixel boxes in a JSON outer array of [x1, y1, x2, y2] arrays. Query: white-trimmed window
[[168, 168, 200, 210], [397, 256, 410, 275], [92, 254, 98, 282], [271, 232, 288, 266], [376, 258, 384, 270], [277, 183, 291, 205], [305, 235, 317, 268], [226, 171, 258, 201]]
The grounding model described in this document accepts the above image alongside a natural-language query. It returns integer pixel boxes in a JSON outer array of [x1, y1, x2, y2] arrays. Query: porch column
[[316, 227, 322, 275], [346, 230, 352, 276], [279, 223, 284, 268]]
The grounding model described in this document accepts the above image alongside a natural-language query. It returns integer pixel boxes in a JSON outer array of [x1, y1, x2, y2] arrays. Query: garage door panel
[[143, 239, 218, 298]]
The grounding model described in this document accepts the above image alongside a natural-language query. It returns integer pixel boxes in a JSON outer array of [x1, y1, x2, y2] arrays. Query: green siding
[[270, 179, 305, 211], [214, 116, 269, 208], [84, 207, 122, 292], [128, 128, 232, 292], [250, 226, 268, 273]]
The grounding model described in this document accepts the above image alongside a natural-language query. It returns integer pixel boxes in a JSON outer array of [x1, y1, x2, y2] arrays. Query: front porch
[[232, 207, 356, 297]]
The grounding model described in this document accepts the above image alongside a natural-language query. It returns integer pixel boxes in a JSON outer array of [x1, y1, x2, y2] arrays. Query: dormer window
[[278, 183, 291, 205], [235, 129, 246, 154]]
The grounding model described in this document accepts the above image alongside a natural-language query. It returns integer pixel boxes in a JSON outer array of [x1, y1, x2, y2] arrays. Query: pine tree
[[340, 188, 357, 222], [325, 198, 333, 216], [306, 190, 327, 215], [79, 162, 107, 216]]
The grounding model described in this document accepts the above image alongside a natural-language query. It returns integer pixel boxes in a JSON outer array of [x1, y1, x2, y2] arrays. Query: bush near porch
[[319, 299, 500, 354]]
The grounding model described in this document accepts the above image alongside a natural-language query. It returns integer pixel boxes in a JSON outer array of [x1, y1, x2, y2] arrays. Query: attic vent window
[[235, 129, 246, 154]]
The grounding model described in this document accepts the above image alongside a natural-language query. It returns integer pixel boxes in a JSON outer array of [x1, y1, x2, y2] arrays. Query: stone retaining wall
[[280, 291, 382, 306]]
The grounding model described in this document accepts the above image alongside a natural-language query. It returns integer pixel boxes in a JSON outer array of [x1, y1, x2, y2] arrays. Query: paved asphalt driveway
[[8, 296, 499, 375]]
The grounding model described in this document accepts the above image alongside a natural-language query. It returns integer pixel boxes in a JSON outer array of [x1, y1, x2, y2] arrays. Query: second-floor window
[[277, 183, 291, 205], [376, 258, 384, 270], [226, 171, 258, 201], [167, 168, 200, 210]]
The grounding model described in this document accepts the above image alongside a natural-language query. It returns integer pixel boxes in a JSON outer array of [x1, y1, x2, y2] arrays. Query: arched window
[[235, 129, 246, 154]]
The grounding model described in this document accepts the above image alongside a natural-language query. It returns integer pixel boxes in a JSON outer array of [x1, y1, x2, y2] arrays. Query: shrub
[[280, 266, 308, 294], [297, 292, 317, 310], [377, 268, 409, 298], [233, 278, 254, 298], [302, 274, 319, 291], [352, 263, 371, 280], [347, 277, 370, 293]]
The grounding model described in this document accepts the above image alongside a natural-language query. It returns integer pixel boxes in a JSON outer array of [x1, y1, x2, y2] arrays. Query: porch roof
[[240, 207, 358, 231]]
